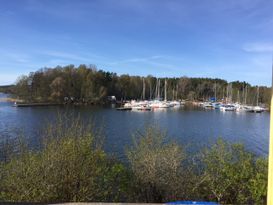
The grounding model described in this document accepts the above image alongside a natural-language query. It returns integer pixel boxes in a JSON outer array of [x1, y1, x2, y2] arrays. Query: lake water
[[0, 93, 270, 159]]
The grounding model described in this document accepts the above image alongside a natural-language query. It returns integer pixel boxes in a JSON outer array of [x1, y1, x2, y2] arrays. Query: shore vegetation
[[0, 115, 268, 204], [10, 65, 271, 106]]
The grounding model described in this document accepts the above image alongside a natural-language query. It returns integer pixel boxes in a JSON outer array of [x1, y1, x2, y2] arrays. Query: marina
[[114, 78, 267, 114], [13, 102, 64, 107], [0, 0, 272, 202]]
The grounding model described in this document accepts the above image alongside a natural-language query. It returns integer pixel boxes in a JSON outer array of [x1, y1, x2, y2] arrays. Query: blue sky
[[0, 0, 273, 86]]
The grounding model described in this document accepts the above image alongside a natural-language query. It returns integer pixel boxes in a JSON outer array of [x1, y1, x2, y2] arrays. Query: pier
[[13, 103, 64, 107]]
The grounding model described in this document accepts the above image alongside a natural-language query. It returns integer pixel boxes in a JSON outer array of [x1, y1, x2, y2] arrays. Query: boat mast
[[149, 78, 152, 100], [164, 79, 167, 101], [214, 82, 217, 101], [245, 85, 247, 105], [222, 87, 225, 101], [237, 90, 240, 104], [172, 87, 175, 101], [176, 84, 178, 100], [226, 85, 228, 103], [242, 85, 245, 105], [230, 83, 233, 103], [142, 78, 145, 100], [155, 79, 158, 100], [157, 79, 160, 100], [256, 86, 259, 106]]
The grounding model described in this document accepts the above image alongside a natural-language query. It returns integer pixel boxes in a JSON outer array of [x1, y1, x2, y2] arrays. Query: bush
[[126, 126, 196, 202], [0, 123, 268, 204], [199, 138, 267, 204], [0, 115, 129, 203]]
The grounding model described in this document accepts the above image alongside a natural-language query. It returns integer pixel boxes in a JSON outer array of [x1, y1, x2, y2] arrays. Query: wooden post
[[268, 59, 273, 205]]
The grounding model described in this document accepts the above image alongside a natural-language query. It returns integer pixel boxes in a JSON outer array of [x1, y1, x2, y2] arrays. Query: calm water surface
[[0, 93, 269, 159]]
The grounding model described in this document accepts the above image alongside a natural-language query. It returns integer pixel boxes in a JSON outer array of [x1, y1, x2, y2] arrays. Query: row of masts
[[142, 78, 178, 101], [216, 82, 259, 106], [141, 78, 261, 106]]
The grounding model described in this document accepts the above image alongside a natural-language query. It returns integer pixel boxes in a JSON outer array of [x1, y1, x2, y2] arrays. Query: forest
[[11, 64, 271, 106], [0, 85, 14, 94]]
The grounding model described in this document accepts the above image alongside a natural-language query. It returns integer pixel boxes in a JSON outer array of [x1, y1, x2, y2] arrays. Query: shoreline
[[0, 98, 23, 103]]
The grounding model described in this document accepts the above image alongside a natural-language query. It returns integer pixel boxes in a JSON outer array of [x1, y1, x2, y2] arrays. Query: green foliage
[[0, 123, 268, 204], [126, 126, 195, 202], [13, 65, 271, 105], [248, 158, 268, 204], [0, 116, 129, 203], [199, 138, 267, 204], [0, 85, 14, 94]]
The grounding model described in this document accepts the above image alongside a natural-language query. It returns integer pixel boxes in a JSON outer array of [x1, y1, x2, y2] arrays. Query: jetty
[[116, 107, 132, 111], [13, 103, 63, 107]]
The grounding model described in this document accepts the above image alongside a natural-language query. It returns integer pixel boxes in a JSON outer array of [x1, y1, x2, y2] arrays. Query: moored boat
[[137, 106, 152, 111], [252, 106, 264, 113], [203, 102, 214, 109], [169, 100, 181, 107], [220, 104, 236, 111], [116, 107, 132, 111]]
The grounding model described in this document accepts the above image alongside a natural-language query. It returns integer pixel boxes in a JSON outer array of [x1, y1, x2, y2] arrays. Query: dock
[[116, 107, 132, 111], [13, 103, 64, 107]]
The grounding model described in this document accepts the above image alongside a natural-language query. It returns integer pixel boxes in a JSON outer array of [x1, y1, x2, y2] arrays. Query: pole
[[155, 79, 158, 100], [143, 78, 145, 100], [176, 84, 178, 100], [268, 57, 273, 205], [149, 79, 152, 100], [214, 82, 217, 101], [257, 86, 259, 106], [158, 79, 160, 99], [245, 85, 247, 105], [164, 79, 167, 102]]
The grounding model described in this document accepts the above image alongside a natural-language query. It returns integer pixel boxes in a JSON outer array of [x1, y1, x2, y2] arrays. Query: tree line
[[0, 85, 14, 94], [12, 64, 271, 106], [0, 115, 267, 204]]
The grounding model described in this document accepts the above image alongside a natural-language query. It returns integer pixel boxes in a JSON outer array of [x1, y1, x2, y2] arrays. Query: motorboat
[[220, 104, 236, 111], [203, 102, 214, 109]]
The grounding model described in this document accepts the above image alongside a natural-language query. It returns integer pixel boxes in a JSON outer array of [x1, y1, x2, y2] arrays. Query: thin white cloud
[[0, 50, 30, 64], [41, 50, 102, 63], [43, 51, 88, 61], [107, 55, 188, 78], [243, 42, 273, 52], [109, 55, 165, 65], [109, 55, 187, 74]]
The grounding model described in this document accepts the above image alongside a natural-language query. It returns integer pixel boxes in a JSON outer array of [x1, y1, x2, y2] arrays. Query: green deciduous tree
[[0, 115, 129, 203], [12, 65, 271, 106], [126, 126, 195, 202], [199, 138, 267, 204]]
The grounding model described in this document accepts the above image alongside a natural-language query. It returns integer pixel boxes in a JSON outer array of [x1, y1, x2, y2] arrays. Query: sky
[[0, 0, 273, 86]]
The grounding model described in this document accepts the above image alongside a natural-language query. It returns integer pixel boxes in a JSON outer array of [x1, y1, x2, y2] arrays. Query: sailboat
[[150, 78, 171, 109], [252, 86, 264, 113], [122, 78, 151, 111], [135, 78, 151, 111], [236, 85, 253, 112], [220, 83, 236, 111], [169, 83, 182, 107]]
